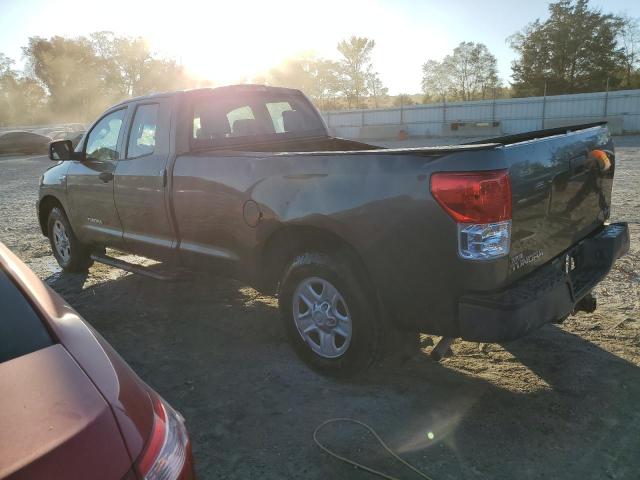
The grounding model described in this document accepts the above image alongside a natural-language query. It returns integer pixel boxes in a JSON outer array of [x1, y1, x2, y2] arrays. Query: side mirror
[[49, 140, 75, 161]]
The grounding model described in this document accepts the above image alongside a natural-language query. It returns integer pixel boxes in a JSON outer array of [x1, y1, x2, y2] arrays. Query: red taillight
[[137, 396, 191, 479], [138, 398, 168, 474], [430, 170, 512, 223]]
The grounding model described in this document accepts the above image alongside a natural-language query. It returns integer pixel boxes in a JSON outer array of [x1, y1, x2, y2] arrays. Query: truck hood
[[0, 345, 131, 479]]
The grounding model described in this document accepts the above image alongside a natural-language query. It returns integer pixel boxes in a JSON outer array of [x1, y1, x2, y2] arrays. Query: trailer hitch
[[574, 293, 597, 314]]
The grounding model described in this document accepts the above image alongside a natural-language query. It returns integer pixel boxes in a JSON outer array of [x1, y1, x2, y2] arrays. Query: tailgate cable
[[313, 418, 434, 480]]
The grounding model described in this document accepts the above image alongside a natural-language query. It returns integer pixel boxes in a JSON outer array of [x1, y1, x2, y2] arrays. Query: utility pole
[[603, 77, 610, 117], [442, 92, 447, 126], [492, 87, 497, 122], [541, 81, 548, 129]]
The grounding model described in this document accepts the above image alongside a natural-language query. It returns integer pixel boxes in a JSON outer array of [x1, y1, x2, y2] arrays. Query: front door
[[66, 108, 127, 247]]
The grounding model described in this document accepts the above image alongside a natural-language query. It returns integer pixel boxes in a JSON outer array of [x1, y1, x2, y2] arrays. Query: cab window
[[127, 104, 159, 158], [190, 92, 325, 149], [85, 109, 126, 161], [266, 101, 294, 133]]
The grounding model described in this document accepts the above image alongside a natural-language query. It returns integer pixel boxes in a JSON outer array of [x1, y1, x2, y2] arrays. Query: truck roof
[[113, 84, 303, 107]]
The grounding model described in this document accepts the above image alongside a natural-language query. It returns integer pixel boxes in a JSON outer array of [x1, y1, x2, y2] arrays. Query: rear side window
[[127, 104, 159, 158], [0, 270, 52, 364]]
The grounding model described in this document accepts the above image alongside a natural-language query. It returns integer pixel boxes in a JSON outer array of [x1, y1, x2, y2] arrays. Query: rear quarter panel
[[171, 147, 508, 335]]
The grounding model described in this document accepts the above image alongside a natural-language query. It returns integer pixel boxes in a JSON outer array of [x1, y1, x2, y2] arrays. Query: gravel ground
[[0, 137, 638, 480]]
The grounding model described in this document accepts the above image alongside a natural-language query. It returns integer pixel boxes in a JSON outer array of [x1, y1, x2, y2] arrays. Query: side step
[[90, 254, 178, 281]]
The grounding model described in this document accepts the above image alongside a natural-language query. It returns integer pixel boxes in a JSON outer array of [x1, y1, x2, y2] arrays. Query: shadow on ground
[[46, 269, 640, 480]]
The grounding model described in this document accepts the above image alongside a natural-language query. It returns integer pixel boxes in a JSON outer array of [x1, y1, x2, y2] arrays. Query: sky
[[1, 0, 639, 94]]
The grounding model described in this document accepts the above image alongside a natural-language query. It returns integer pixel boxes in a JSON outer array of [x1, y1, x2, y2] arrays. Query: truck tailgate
[[506, 125, 615, 280]]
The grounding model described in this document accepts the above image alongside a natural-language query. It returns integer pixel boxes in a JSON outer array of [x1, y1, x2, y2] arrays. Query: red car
[[0, 242, 195, 480]]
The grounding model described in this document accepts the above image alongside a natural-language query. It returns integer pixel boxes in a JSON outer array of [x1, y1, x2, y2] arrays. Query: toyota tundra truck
[[39, 84, 630, 374]]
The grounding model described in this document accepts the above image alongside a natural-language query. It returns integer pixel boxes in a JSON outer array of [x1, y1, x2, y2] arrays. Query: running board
[[90, 254, 177, 281]]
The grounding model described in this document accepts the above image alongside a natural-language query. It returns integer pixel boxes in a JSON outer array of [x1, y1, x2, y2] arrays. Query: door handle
[[99, 172, 114, 183]]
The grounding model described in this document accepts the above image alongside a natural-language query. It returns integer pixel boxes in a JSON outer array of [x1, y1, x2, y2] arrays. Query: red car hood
[[0, 345, 131, 479], [0, 244, 154, 469]]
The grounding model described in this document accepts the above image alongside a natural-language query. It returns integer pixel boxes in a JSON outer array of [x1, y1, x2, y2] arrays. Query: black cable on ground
[[313, 418, 434, 480]]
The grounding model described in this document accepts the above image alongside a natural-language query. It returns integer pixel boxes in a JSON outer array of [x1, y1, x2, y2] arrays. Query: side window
[[127, 104, 159, 158], [86, 109, 126, 161], [266, 101, 293, 133]]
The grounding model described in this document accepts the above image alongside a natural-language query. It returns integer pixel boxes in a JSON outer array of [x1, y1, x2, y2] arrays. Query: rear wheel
[[278, 253, 381, 375], [47, 207, 93, 272]]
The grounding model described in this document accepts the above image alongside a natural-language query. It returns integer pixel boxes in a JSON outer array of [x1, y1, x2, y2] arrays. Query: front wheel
[[278, 253, 381, 375], [47, 207, 93, 273]]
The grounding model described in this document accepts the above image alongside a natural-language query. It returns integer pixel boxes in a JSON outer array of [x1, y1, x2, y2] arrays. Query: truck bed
[[189, 122, 608, 156]]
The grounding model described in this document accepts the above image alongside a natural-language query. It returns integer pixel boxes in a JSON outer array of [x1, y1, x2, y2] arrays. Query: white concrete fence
[[322, 89, 640, 139]]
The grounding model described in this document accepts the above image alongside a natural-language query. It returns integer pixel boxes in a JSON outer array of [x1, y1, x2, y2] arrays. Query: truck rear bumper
[[458, 222, 630, 342]]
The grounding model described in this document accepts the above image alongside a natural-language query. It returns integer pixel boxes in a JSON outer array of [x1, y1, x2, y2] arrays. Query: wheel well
[[38, 196, 63, 236], [260, 225, 374, 296]]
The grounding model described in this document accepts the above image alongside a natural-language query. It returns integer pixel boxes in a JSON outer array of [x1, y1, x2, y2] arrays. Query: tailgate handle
[[570, 152, 589, 175]]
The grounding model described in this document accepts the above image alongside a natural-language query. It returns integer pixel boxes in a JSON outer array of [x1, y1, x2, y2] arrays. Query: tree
[[421, 42, 500, 101], [366, 70, 388, 108], [267, 54, 341, 110], [21, 33, 191, 122], [337, 36, 376, 108], [619, 15, 640, 88], [23, 35, 109, 120], [421, 59, 450, 101], [509, 0, 624, 96], [0, 53, 49, 126], [392, 94, 415, 107]]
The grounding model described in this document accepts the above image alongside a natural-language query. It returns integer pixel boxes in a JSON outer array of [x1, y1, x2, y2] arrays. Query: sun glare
[[19, 0, 447, 92], [144, 0, 331, 85]]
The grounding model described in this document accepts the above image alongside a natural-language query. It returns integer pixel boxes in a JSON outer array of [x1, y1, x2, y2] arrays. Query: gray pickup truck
[[40, 84, 629, 373]]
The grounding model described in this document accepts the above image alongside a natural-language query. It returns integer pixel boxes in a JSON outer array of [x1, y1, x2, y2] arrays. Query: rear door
[[67, 107, 128, 247], [114, 98, 176, 259]]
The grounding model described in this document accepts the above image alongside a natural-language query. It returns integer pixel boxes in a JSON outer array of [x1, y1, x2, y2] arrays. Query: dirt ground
[[1, 137, 638, 480]]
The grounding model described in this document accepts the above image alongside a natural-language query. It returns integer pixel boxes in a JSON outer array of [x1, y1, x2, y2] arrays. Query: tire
[[278, 252, 381, 375], [47, 207, 93, 273]]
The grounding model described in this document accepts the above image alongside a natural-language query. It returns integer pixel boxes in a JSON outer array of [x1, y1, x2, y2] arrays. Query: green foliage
[[267, 54, 342, 110], [509, 0, 625, 95], [0, 53, 49, 126], [366, 70, 388, 108], [619, 15, 640, 88], [421, 42, 500, 101], [268, 38, 388, 111], [0, 32, 191, 126], [392, 94, 415, 107], [337, 36, 376, 108]]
